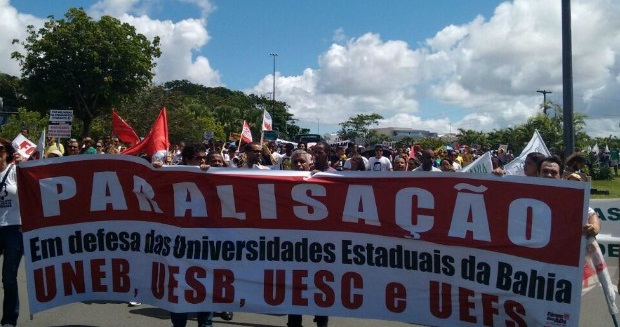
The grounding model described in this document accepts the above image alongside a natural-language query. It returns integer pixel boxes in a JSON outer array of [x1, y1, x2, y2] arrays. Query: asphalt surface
[[1, 260, 616, 327]]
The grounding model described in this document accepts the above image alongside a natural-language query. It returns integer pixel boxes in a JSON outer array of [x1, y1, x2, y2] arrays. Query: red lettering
[[481, 293, 499, 326], [458, 287, 476, 323], [34, 266, 57, 302], [430, 281, 452, 318], [151, 262, 166, 299], [314, 270, 334, 307], [213, 269, 235, 303], [185, 266, 206, 304], [430, 281, 526, 325], [292, 270, 309, 306], [167, 265, 180, 303], [111, 258, 130, 293], [62, 261, 85, 295], [341, 272, 363, 309], [385, 282, 406, 313], [504, 300, 527, 327], [90, 259, 107, 292], [264, 269, 286, 305]]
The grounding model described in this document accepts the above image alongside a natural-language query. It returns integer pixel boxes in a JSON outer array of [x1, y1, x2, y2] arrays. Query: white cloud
[[250, 0, 620, 137], [92, 0, 221, 86], [250, 33, 423, 131], [0, 0, 45, 77], [121, 15, 221, 86], [3, 0, 221, 87], [3, 0, 620, 138]]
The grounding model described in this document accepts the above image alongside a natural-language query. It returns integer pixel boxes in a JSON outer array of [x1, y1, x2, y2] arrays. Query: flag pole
[[260, 109, 265, 145]]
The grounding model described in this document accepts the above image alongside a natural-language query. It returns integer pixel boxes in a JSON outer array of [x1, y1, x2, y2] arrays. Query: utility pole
[[561, 0, 575, 157], [537, 90, 552, 115], [269, 53, 278, 110]]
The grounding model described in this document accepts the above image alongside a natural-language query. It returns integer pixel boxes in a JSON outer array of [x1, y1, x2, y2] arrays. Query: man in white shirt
[[413, 149, 442, 172], [368, 145, 393, 171]]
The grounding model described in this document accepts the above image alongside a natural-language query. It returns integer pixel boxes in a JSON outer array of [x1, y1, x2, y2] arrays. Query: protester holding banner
[[368, 145, 393, 171], [538, 155, 600, 237], [310, 142, 336, 173], [393, 156, 407, 171], [406, 156, 420, 171], [439, 158, 455, 172], [288, 149, 329, 327], [523, 152, 547, 177], [205, 151, 227, 168], [0, 138, 22, 327], [169, 143, 215, 327], [343, 145, 369, 171], [66, 139, 80, 156], [242, 142, 268, 169], [413, 149, 441, 172]]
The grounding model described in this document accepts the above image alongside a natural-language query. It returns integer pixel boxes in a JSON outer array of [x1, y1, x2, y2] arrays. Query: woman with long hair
[[0, 138, 22, 327]]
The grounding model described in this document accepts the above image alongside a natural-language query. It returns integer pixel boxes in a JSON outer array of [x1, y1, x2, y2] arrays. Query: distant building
[[371, 127, 438, 141]]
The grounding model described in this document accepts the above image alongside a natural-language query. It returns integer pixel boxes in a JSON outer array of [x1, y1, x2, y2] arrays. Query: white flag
[[504, 130, 551, 175], [459, 151, 493, 173], [262, 110, 273, 131], [31, 129, 46, 160]]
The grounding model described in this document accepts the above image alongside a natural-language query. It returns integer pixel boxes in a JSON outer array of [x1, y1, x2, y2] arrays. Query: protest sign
[[17, 156, 589, 326], [48, 109, 73, 138], [12, 134, 36, 159]]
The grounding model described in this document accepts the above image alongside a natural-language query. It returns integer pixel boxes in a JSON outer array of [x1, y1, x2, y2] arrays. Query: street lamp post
[[561, 0, 574, 157], [270, 53, 278, 110]]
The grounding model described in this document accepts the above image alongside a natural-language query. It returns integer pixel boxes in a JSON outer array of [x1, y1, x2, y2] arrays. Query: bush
[[587, 152, 614, 181]]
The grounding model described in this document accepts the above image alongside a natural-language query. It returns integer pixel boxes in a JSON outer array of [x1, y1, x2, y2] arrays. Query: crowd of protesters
[[1, 131, 611, 327]]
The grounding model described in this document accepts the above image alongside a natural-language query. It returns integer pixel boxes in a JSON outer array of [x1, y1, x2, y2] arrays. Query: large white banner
[[18, 155, 590, 326]]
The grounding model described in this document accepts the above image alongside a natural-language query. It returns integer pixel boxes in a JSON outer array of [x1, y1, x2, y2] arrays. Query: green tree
[[113, 84, 224, 145], [456, 129, 490, 150], [416, 137, 443, 151], [11, 7, 161, 137], [0, 73, 24, 111], [0, 108, 48, 141], [337, 113, 383, 144], [396, 136, 416, 149]]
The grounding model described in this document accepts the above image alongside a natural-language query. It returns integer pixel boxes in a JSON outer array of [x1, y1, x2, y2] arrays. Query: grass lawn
[[591, 176, 620, 199]]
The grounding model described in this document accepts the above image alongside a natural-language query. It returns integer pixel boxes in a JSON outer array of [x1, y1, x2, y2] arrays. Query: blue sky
[[3, 0, 620, 139]]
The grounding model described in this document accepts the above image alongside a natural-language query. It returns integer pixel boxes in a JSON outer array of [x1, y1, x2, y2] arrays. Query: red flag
[[122, 108, 169, 157], [112, 110, 140, 146], [241, 120, 253, 143]]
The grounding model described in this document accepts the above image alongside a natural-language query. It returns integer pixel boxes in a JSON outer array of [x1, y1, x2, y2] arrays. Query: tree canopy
[[11, 7, 161, 136], [338, 113, 383, 144]]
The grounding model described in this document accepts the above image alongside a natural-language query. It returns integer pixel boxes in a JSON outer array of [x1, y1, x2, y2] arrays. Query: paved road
[[3, 260, 616, 327]]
